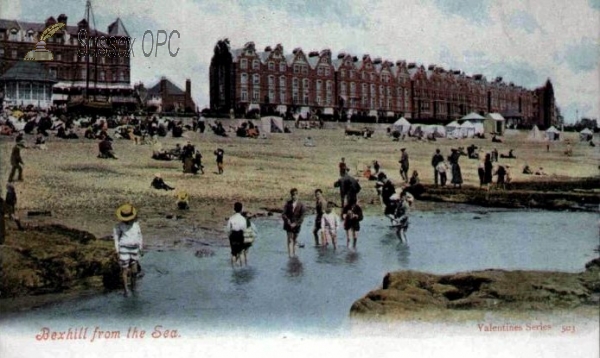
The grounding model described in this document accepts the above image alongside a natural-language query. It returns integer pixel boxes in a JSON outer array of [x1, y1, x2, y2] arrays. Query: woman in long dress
[[449, 149, 463, 188]]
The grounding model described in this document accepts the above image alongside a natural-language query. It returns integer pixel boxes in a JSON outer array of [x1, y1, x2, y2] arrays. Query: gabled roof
[[0, 19, 19, 30], [285, 54, 295, 66], [0, 60, 57, 82], [257, 51, 270, 63], [147, 78, 185, 96], [108, 18, 130, 37]]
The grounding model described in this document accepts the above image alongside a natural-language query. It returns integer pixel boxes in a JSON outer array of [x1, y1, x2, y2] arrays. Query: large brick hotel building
[[210, 40, 556, 127], [0, 13, 134, 109]]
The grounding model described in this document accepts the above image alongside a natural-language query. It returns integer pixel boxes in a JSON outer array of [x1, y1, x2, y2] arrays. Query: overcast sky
[[3, 0, 599, 122]]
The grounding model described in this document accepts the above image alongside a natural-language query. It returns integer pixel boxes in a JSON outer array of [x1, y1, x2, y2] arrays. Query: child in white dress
[[320, 203, 340, 249]]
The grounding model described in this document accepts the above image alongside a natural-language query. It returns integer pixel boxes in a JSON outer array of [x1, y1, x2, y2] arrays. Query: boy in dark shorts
[[342, 200, 363, 249]]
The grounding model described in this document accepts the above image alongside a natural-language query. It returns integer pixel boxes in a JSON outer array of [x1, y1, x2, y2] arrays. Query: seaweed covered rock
[[350, 260, 600, 317], [0, 225, 115, 298]]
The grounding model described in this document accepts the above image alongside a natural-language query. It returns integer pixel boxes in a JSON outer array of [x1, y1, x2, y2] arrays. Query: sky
[[2, 0, 599, 123]]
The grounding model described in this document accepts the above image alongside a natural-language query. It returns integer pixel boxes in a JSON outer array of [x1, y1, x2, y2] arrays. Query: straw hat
[[154, 173, 161, 178], [115, 203, 138, 222]]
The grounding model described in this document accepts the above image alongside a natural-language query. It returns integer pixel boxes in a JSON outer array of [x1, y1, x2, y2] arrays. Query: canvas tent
[[460, 121, 476, 138], [461, 112, 485, 122], [422, 125, 446, 138], [392, 117, 411, 134], [473, 122, 484, 136], [484, 113, 505, 135], [579, 128, 593, 141], [528, 125, 543, 141], [546, 126, 560, 141], [446, 120, 461, 138], [260, 116, 284, 134]]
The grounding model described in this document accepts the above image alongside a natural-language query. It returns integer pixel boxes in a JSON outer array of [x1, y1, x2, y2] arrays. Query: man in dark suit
[[334, 172, 361, 208], [282, 188, 306, 258]]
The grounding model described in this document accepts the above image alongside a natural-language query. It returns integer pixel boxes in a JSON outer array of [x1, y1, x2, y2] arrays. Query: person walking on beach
[[320, 202, 340, 249], [312, 189, 325, 246], [8, 144, 24, 182], [431, 149, 444, 187], [436, 160, 448, 187], [214, 148, 225, 174], [399, 148, 409, 182], [448, 148, 462, 189], [5, 183, 23, 230], [342, 200, 363, 249], [227, 202, 247, 267], [478, 160, 485, 187], [339, 157, 348, 177], [282, 188, 306, 257], [334, 172, 361, 208], [484, 153, 493, 187], [113, 203, 143, 297]]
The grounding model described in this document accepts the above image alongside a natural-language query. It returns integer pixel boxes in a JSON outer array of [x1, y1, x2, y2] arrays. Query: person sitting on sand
[[320, 202, 340, 248], [114, 203, 143, 297], [500, 149, 517, 159], [98, 137, 117, 159], [523, 165, 533, 175], [409, 170, 420, 186], [535, 167, 547, 176], [176, 190, 189, 210], [363, 166, 377, 181], [33, 134, 47, 150], [150, 173, 175, 191]]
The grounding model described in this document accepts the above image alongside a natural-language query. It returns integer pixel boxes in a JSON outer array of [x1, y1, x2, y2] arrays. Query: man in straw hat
[[113, 203, 143, 296]]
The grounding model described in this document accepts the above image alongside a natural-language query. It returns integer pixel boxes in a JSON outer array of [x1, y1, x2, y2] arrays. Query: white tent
[[461, 112, 485, 121], [260, 116, 284, 133], [460, 120, 476, 138], [323, 108, 334, 115], [446, 120, 461, 138], [546, 126, 560, 141], [473, 122, 484, 136], [392, 117, 411, 134], [528, 125, 543, 141], [484, 112, 506, 135], [579, 128, 593, 141]]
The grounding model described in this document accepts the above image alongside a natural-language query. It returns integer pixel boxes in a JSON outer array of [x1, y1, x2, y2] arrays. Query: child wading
[[320, 202, 340, 249], [342, 201, 363, 249], [113, 203, 143, 297], [214, 148, 225, 174]]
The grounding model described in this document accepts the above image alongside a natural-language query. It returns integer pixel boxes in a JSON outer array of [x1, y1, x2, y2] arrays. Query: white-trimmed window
[[252, 89, 259, 101], [340, 69, 346, 78], [302, 78, 309, 89], [240, 59, 248, 69], [279, 76, 286, 88], [241, 73, 248, 85], [253, 74, 260, 85], [268, 61, 274, 71], [280, 62, 286, 72], [252, 59, 260, 70], [241, 90, 248, 101], [293, 78, 299, 89]]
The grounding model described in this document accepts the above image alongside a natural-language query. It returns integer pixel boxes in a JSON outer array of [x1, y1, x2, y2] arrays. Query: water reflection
[[231, 266, 257, 285], [345, 250, 360, 265], [285, 257, 304, 278]]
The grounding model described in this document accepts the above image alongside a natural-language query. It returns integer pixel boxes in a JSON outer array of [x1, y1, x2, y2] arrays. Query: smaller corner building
[[209, 39, 557, 128], [135, 77, 196, 114]]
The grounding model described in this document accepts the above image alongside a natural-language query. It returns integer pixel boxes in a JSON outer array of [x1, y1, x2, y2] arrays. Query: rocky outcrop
[[0, 225, 117, 298], [419, 178, 600, 212], [350, 259, 600, 317]]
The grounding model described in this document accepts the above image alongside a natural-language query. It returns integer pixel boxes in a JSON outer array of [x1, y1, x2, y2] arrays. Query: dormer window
[[27, 30, 34, 40], [10, 28, 18, 41]]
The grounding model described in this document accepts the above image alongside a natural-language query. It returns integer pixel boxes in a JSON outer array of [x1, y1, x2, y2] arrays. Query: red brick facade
[[0, 14, 132, 104], [210, 40, 556, 127]]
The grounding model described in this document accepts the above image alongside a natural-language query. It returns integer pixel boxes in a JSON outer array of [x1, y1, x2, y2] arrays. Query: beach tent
[[484, 113, 505, 135], [260, 116, 284, 133], [546, 126, 560, 141], [409, 124, 423, 137], [528, 125, 543, 141], [392, 117, 411, 134], [460, 120, 476, 138], [579, 128, 593, 141], [446, 120, 461, 138], [461, 112, 485, 122], [473, 122, 484, 136]]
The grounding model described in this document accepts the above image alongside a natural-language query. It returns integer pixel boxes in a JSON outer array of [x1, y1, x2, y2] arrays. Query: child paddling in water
[[320, 203, 340, 249]]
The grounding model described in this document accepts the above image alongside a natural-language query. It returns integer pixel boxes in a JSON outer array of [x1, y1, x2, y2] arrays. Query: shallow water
[[2, 210, 599, 336]]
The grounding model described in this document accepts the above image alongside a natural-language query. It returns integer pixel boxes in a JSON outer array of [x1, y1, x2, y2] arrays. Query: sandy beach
[[1, 122, 598, 245]]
